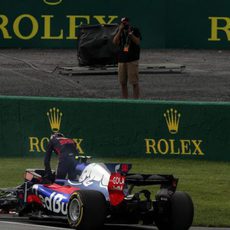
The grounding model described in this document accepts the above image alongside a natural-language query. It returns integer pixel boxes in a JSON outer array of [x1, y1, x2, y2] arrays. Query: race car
[[0, 157, 194, 230]]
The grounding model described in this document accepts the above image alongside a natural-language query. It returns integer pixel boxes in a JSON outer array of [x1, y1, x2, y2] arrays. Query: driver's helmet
[[50, 132, 64, 140]]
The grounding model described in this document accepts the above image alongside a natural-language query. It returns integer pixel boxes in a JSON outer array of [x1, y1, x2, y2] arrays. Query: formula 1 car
[[0, 157, 194, 230]]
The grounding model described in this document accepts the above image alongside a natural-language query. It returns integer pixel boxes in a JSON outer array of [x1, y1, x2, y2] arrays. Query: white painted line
[[0, 221, 72, 230]]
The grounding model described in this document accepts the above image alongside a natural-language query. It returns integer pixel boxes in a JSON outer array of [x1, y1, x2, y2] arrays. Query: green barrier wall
[[0, 96, 230, 161], [1, 0, 230, 48]]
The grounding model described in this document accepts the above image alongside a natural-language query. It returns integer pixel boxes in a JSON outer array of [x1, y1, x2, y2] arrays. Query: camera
[[123, 24, 130, 30]]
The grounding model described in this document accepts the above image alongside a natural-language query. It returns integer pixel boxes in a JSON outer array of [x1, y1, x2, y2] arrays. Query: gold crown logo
[[43, 0, 63, 6], [164, 108, 181, 134], [47, 107, 63, 132]]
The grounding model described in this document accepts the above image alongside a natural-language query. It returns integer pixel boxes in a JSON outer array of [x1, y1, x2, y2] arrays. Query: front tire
[[67, 190, 107, 230]]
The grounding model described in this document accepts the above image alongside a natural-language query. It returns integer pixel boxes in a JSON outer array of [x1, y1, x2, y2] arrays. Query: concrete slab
[[58, 63, 185, 76]]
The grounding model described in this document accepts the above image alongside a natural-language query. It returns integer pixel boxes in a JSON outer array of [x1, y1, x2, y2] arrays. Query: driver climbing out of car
[[44, 132, 79, 182]]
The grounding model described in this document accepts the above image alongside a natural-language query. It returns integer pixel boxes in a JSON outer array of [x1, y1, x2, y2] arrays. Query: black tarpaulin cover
[[77, 24, 119, 66]]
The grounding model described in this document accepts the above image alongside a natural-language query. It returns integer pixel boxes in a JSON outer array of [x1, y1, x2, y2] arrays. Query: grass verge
[[0, 157, 229, 227]]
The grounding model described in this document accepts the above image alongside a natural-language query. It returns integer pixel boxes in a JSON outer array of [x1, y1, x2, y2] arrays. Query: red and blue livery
[[0, 157, 194, 230]]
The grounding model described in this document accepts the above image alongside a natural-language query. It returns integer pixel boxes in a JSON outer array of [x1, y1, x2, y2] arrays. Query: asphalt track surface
[[0, 215, 230, 230]]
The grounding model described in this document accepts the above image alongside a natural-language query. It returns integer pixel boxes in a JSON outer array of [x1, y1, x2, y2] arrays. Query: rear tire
[[67, 190, 107, 230], [155, 191, 194, 230]]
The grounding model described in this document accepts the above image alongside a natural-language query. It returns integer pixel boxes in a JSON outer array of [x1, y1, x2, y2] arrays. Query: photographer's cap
[[121, 17, 129, 24]]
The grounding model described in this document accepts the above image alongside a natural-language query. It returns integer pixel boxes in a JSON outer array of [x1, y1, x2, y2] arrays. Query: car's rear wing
[[125, 174, 178, 191]]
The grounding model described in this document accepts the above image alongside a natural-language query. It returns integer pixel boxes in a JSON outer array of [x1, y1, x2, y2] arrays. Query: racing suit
[[44, 136, 78, 180]]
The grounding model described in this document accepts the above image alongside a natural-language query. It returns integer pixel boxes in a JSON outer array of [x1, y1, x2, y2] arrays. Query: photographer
[[113, 17, 141, 99]]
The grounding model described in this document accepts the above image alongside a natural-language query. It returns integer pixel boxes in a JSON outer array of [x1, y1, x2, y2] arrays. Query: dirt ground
[[0, 48, 230, 102]]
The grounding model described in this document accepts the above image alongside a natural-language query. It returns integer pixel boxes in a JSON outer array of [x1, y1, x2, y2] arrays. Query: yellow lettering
[[29, 136, 84, 154], [0, 14, 119, 41], [169, 139, 180, 154], [157, 139, 169, 155], [145, 139, 157, 154], [40, 137, 49, 152], [209, 17, 230, 41], [0, 15, 12, 39], [144, 138, 205, 157], [41, 15, 63, 39], [180, 139, 191, 155], [66, 15, 90, 39], [93, 15, 118, 24], [73, 138, 84, 154], [13, 14, 38, 40], [29, 137, 40, 152], [192, 140, 204, 155]]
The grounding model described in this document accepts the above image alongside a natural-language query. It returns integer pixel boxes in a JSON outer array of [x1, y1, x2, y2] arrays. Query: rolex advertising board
[[1, 0, 230, 49], [0, 0, 164, 48], [166, 0, 230, 49], [0, 96, 230, 161]]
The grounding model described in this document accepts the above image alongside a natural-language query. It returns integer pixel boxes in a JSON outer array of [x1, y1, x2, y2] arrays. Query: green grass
[[0, 157, 229, 227]]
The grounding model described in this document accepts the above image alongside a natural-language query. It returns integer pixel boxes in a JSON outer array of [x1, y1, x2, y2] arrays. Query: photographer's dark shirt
[[118, 27, 141, 63]]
